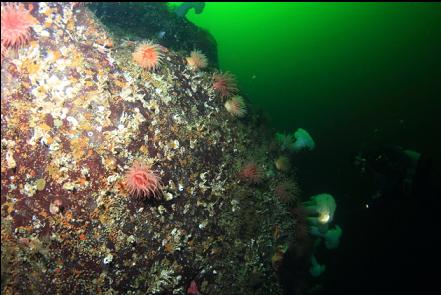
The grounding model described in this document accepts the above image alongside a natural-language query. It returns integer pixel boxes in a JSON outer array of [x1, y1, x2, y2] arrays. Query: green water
[[181, 4, 441, 293], [179, 3, 441, 158]]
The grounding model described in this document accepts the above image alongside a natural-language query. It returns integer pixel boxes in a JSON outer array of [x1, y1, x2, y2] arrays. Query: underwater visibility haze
[[1, 2, 440, 295]]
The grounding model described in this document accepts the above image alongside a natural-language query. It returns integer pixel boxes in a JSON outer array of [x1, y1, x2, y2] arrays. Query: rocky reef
[[1, 3, 299, 294], [89, 2, 218, 68]]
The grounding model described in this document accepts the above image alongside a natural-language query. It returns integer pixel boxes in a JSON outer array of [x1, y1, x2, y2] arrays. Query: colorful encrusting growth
[[1, 3, 302, 294]]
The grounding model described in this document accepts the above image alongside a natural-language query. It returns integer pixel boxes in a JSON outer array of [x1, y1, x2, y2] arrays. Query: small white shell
[[103, 253, 113, 264]]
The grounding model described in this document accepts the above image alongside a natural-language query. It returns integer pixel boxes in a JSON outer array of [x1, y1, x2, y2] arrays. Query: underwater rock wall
[[89, 2, 219, 68], [1, 3, 297, 294]]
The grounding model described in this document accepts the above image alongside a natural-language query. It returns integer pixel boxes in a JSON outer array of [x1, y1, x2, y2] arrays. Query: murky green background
[[176, 3, 441, 159], [175, 3, 441, 293]]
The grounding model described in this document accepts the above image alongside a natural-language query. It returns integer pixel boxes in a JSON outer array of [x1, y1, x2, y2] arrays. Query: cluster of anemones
[[186, 48, 246, 118], [211, 71, 248, 118]]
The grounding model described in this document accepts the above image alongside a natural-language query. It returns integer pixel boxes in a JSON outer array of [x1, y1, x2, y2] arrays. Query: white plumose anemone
[[292, 128, 315, 152]]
